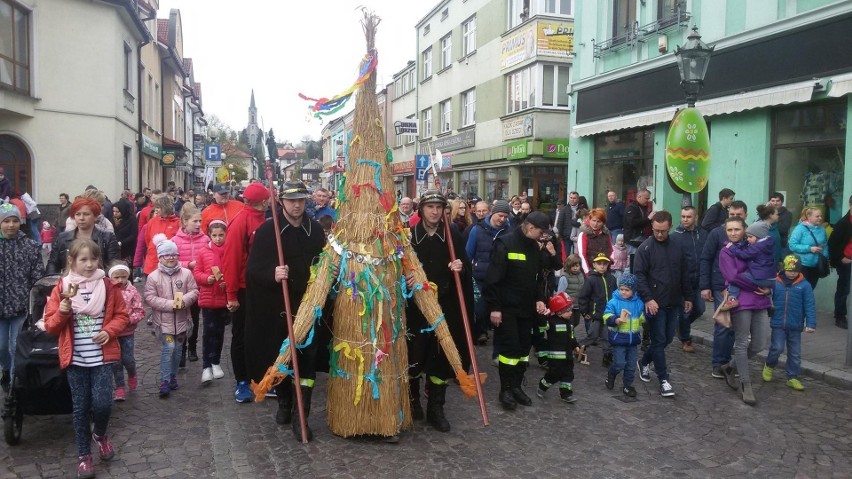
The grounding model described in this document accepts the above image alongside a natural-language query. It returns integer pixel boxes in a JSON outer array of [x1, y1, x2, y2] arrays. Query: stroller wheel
[[4, 406, 22, 445]]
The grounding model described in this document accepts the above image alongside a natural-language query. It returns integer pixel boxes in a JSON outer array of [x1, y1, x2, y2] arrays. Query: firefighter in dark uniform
[[244, 180, 327, 441], [405, 190, 474, 432], [484, 211, 551, 410]]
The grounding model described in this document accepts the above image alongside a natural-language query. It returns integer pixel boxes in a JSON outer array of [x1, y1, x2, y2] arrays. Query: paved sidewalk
[[688, 302, 852, 388]]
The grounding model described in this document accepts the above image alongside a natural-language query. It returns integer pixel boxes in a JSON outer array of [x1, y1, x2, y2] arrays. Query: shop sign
[[502, 114, 534, 140], [432, 130, 475, 153], [542, 138, 569, 159], [142, 135, 161, 158], [392, 159, 415, 175], [161, 151, 177, 168], [501, 24, 536, 69], [505, 140, 529, 160], [537, 21, 574, 58]]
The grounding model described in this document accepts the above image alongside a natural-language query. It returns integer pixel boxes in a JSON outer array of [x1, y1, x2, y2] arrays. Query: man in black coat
[[405, 190, 474, 433], [623, 188, 653, 268], [768, 192, 793, 249], [828, 194, 852, 329], [701, 188, 735, 231], [244, 180, 326, 441]]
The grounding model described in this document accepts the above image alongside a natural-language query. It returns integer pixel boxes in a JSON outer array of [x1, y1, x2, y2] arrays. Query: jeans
[[731, 308, 770, 384], [187, 304, 201, 352], [0, 314, 26, 375], [111, 335, 136, 387], [231, 289, 248, 382], [711, 290, 735, 368], [202, 308, 228, 368], [678, 287, 706, 342], [727, 273, 775, 298], [639, 306, 678, 381], [158, 332, 185, 381], [67, 364, 113, 456], [835, 262, 851, 319], [765, 327, 803, 379], [473, 279, 490, 339], [609, 344, 638, 387]]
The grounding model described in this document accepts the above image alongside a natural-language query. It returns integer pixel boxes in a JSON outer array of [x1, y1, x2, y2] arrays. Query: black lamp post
[[675, 26, 714, 107]]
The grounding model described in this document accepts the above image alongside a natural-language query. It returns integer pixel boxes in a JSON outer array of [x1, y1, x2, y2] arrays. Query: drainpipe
[[137, 9, 155, 193]]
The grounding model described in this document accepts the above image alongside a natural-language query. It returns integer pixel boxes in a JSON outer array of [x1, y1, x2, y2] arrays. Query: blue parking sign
[[205, 144, 221, 165]]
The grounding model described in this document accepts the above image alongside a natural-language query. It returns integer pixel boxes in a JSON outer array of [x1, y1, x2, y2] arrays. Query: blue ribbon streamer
[[420, 314, 445, 333], [357, 159, 383, 193]]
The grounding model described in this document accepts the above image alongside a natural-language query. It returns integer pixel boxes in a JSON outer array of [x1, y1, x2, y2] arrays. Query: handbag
[[805, 228, 830, 278], [712, 291, 732, 328]]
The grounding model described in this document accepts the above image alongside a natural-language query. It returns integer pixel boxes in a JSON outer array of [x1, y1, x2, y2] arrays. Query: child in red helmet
[[536, 291, 581, 403]]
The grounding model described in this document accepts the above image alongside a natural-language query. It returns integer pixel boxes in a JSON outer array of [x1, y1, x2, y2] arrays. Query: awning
[[827, 72, 852, 98], [572, 79, 818, 138]]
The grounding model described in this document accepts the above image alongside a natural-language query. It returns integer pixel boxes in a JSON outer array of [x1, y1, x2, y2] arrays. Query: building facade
[[571, 0, 852, 305]]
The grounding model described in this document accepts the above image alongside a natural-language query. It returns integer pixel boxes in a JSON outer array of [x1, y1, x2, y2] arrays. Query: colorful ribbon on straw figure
[[299, 49, 378, 120]]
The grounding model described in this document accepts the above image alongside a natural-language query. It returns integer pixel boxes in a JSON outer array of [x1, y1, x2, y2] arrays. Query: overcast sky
[[158, 0, 434, 143]]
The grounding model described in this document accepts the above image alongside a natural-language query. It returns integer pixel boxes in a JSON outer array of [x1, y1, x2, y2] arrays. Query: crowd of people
[[1, 178, 851, 478]]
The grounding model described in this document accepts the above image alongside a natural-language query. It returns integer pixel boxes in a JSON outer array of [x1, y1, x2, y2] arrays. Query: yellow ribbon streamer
[[333, 342, 365, 405]]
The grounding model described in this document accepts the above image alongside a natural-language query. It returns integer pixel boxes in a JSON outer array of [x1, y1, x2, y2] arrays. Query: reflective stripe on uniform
[[300, 378, 315, 387], [498, 355, 520, 365], [507, 252, 527, 261], [428, 376, 450, 385]]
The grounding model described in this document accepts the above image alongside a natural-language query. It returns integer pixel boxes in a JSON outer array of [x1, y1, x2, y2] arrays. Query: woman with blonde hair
[[788, 206, 829, 290], [450, 198, 472, 232]]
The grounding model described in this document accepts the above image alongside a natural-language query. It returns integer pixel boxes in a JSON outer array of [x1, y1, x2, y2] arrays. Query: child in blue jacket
[[603, 273, 645, 397], [762, 255, 816, 391]]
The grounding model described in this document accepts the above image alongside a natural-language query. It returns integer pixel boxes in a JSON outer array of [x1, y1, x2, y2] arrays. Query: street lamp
[[675, 26, 714, 107], [228, 163, 235, 195]]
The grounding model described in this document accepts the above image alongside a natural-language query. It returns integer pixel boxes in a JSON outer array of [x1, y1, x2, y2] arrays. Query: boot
[[741, 382, 756, 406], [291, 386, 314, 442], [409, 377, 424, 420], [426, 381, 451, 433], [498, 363, 517, 411], [602, 351, 613, 367], [510, 363, 533, 407], [275, 378, 293, 425], [188, 346, 199, 362]]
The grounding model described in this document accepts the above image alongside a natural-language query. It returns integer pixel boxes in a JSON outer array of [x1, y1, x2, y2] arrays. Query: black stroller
[[2, 274, 73, 445]]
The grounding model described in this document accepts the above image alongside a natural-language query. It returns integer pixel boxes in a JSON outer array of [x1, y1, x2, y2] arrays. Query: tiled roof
[[157, 19, 169, 45]]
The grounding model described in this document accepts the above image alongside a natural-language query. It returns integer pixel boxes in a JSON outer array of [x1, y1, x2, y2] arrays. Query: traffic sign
[[205, 144, 222, 166], [416, 154, 429, 181]]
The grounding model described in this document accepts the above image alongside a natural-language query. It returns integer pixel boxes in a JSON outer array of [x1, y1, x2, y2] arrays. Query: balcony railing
[[593, 2, 691, 59]]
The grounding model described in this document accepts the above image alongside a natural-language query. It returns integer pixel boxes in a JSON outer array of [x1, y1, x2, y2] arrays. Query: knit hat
[[746, 221, 769, 239], [0, 203, 21, 222], [591, 252, 611, 264], [618, 272, 637, 291], [616, 233, 624, 243], [242, 182, 269, 204], [153, 233, 179, 257], [525, 211, 551, 230], [783, 254, 802, 272], [491, 200, 511, 216]]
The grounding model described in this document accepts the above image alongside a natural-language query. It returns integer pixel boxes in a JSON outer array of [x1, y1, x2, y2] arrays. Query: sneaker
[[637, 360, 651, 382], [265, 386, 277, 398], [133, 277, 143, 283], [92, 433, 115, 461], [682, 340, 695, 353], [536, 379, 549, 399], [762, 364, 773, 382], [212, 364, 225, 379], [113, 387, 126, 402], [169, 374, 179, 390], [605, 373, 616, 390], [77, 454, 95, 479], [659, 380, 675, 397], [559, 386, 576, 403], [711, 367, 724, 379], [786, 378, 805, 391], [127, 375, 138, 390], [623, 385, 637, 397], [159, 380, 170, 397], [235, 381, 253, 403], [202, 368, 213, 384]]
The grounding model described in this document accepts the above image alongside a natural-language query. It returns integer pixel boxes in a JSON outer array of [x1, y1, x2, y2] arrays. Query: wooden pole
[[265, 161, 309, 444]]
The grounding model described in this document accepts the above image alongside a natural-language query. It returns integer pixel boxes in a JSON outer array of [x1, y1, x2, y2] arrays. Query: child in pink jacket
[[107, 263, 144, 401], [172, 204, 207, 363]]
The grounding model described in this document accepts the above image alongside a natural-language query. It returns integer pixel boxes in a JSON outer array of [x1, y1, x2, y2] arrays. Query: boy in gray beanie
[[721, 220, 777, 311]]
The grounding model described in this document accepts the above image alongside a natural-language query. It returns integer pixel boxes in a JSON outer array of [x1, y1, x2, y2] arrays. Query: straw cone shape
[[252, 10, 475, 438]]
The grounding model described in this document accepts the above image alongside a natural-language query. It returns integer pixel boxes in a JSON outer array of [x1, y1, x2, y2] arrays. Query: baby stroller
[[2, 274, 73, 445]]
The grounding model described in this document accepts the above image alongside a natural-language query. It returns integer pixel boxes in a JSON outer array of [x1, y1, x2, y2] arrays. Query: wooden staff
[[443, 210, 489, 426], [265, 162, 309, 444]]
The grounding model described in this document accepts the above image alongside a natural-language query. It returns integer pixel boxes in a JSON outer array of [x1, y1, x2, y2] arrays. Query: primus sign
[[505, 140, 528, 160]]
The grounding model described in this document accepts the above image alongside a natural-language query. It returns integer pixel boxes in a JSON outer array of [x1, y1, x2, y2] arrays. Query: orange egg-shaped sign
[[665, 107, 711, 193]]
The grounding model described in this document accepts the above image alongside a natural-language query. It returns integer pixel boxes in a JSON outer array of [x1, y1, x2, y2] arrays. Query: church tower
[[247, 90, 259, 149]]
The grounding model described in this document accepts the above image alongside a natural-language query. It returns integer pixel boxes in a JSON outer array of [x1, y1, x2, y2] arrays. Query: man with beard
[[244, 180, 326, 441], [405, 190, 473, 432]]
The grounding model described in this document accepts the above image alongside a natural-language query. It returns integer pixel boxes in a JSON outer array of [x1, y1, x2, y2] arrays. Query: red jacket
[[201, 199, 244, 234], [137, 204, 154, 232], [194, 241, 227, 308], [142, 215, 181, 274], [222, 206, 267, 302], [43, 278, 129, 369]]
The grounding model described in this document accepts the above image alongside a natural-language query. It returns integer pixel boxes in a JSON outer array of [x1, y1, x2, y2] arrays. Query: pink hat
[[242, 182, 269, 203]]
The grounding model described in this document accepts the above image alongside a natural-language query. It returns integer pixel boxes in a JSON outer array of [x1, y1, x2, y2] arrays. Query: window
[[422, 48, 432, 80], [485, 167, 510, 201], [406, 115, 415, 144], [123, 43, 133, 93], [593, 128, 655, 208], [462, 89, 476, 127], [423, 24, 430, 36], [544, 0, 572, 15], [154, 82, 160, 131], [147, 73, 154, 124], [460, 170, 479, 198], [508, 0, 530, 29], [462, 16, 476, 56], [440, 34, 452, 70], [123, 146, 133, 189], [0, 1, 31, 94], [612, 0, 637, 41], [506, 66, 536, 114], [658, 0, 682, 22], [441, 8, 449, 21], [440, 99, 452, 133], [422, 107, 432, 138], [541, 64, 571, 108]]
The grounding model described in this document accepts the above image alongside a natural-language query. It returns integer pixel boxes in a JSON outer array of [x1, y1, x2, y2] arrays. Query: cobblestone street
[[2, 318, 852, 479]]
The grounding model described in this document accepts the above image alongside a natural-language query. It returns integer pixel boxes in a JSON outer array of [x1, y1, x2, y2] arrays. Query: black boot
[[188, 347, 199, 362], [510, 363, 532, 406], [179, 348, 187, 368], [409, 377, 424, 420], [275, 378, 293, 425], [602, 351, 613, 367], [498, 363, 517, 411], [426, 382, 451, 432], [291, 386, 314, 442], [1, 369, 9, 393]]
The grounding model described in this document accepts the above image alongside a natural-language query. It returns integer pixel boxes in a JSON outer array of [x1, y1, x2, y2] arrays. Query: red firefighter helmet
[[548, 292, 573, 314]]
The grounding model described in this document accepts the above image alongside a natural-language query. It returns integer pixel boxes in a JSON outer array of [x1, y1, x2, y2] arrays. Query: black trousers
[[542, 320, 575, 385], [231, 289, 247, 382], [494, 309, 533, 360]]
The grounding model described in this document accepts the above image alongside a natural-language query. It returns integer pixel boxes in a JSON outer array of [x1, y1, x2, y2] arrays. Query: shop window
[[593, 128, 655, 208], [771, 100, 847, 225], [485, 167, 510, 201], [460, 170, 479, 198], [0, 0, 30, 95], [0, 134, 32, 194]]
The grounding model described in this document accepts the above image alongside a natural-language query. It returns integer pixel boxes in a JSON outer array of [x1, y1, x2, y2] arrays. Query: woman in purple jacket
[[718, 217, 772, 406]]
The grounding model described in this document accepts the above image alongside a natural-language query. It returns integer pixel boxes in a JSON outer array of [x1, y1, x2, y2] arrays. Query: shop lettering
[[502, 36, 526, 53]]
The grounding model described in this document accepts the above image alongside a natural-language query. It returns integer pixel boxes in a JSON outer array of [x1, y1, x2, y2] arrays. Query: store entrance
[[521, 166, 566, 214]]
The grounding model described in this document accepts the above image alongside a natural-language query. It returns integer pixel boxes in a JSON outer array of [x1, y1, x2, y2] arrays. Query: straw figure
[[252, 10, 478, 439]]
